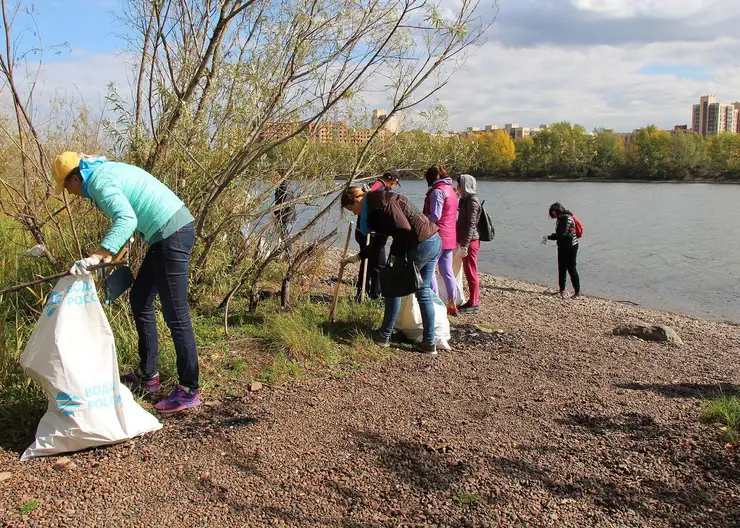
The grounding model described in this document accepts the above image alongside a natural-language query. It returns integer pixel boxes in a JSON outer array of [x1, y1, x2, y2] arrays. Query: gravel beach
[[1, 269, 739, 527]]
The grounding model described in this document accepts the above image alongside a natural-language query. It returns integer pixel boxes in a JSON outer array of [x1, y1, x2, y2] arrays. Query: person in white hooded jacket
[[456, 174, 482, 314]]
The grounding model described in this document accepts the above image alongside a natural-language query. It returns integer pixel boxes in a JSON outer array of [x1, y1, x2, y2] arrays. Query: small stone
[[53, 457, 76, 471], [205, 400, 222, 407], [0, 471, 12, 482], [249, 381, 263, 392]]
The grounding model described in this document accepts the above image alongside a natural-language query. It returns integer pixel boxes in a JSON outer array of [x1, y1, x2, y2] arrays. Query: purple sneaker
[[154, 385, 201, 414], [120, 370, 160, 393]]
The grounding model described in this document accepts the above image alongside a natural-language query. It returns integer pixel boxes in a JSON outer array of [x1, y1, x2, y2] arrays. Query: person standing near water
[[456, 174, 482, 314], [274, 181, 297, 248], [423, 165, 459, 316], [546, 202, 581, 299]]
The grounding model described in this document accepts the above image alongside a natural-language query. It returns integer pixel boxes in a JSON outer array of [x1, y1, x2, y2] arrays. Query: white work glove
[[342, 253, 361, 266], [460, 246, 468, 257], [69, 255, 102, 276], [541, 235, 548, 245]]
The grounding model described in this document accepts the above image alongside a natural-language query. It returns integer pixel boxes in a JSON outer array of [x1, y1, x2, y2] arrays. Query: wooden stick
[[329, 222, 353, 322], [0, 261, 129, 296], [0, 246, 130, 297], [359, 233, 370, 303]]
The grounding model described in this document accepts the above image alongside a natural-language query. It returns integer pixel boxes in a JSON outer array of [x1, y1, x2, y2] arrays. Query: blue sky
[[638, 64, 713, 82], [7, 0, 740, 132], [26, 1, 123, 57]]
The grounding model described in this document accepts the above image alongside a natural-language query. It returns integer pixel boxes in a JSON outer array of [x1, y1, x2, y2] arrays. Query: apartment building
[[692, 95, 739, 136], [261, 109, 394, 145], [504, 123, 542, 140], [458, 123, 542, 140], [371, 109, 400, 134]]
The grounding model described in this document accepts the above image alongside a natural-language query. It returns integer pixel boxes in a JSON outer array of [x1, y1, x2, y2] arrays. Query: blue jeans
[[379, 233, 442, 344], [130, 223, 199, 389]]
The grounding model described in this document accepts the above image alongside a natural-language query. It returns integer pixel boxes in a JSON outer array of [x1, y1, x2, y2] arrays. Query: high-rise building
[[692, 95, 738, 136], [371, 109, 399, 134]]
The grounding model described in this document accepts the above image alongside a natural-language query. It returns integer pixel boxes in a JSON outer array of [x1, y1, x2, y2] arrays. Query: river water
[[346, 179, 740, 322]]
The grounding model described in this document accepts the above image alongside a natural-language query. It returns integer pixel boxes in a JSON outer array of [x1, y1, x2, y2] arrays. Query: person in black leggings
[[547, 202, 581, 298]]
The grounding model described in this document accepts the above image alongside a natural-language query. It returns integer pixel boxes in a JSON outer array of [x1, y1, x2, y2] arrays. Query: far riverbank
[[397, 174, 740, 184]]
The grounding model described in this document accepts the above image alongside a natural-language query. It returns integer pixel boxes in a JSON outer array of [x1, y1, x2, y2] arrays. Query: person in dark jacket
[[546, 202, 581, 298], [354, 170, 400, 301], [274, 181, 297, 239], [342, 186, 442, 355], [456, 174, 482, 314]]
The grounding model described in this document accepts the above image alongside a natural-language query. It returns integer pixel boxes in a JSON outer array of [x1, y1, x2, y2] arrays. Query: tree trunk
[[280, 275, 291, 310], [248, 283, 260, 313]]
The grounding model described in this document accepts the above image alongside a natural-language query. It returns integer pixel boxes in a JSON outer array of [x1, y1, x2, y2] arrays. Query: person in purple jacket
[[423, 164, 459, 316]]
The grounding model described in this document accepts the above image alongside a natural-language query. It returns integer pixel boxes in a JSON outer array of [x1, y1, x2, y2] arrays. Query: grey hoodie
[[458, 173, 477, 199], [456, 174, 482, 248]]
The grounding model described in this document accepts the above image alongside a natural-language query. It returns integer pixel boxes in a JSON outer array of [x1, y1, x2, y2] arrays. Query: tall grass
[[0, 222, 54, 448], [239, 296, 386, 384]]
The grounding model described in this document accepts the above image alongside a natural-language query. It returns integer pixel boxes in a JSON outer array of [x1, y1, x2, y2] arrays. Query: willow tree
[[106, 0, 497, 308], [0, 0, 94, 267]]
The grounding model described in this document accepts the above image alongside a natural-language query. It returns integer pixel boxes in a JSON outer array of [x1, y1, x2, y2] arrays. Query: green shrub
[[701, 395, 740, 444]]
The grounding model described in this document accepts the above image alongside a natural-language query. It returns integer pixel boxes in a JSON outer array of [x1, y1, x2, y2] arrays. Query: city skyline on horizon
[[446, 92, 740, 135]]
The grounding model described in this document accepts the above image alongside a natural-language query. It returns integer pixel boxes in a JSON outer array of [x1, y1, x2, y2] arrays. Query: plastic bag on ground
[[394, 291, 451, 350], [436, 248, 467, 306], [20, 276, 162, 460]]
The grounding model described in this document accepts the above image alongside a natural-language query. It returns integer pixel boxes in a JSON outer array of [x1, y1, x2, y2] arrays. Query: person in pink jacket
[[423, 165, 459, 316]]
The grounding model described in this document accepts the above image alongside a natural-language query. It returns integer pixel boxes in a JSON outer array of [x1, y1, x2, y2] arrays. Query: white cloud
[[425, 0, 740, 131], [32, 50, 134, 109], [439, 35, 740, 131], [569, 0, 712, 18]]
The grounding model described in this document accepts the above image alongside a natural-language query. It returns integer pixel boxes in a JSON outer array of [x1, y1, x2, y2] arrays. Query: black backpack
[[477, 200, 495, 242]]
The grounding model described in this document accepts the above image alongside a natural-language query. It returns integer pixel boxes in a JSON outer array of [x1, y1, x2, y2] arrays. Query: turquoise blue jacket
[[80, 159, 193, 254]]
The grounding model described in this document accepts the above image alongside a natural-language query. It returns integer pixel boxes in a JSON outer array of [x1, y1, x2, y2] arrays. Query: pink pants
[[463, 239, 480, 307]]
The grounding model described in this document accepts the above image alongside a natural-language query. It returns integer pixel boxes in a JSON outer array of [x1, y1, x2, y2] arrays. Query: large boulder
[[612, 322, 683, 346]]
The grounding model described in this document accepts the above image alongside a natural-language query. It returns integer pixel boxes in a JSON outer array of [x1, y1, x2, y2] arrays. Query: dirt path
[[1, 274, 739, 527]]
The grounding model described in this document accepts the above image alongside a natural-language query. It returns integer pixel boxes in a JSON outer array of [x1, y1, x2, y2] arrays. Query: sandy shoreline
[[336, 246, 740, 335]]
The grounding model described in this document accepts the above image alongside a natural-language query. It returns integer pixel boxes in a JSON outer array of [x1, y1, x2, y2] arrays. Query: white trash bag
[[20, 276, 162, 460], [394, 291, 451, 350], [436, 248, 467, 306]]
